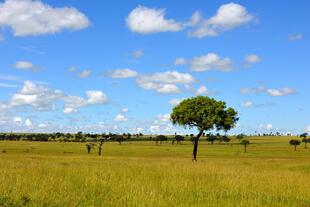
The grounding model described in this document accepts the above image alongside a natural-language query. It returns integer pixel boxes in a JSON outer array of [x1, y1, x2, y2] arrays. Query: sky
[[0, 0, 309, 135]]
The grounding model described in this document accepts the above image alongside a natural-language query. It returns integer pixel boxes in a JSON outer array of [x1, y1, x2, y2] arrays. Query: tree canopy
[[170, 96, 238, 161], [171, 96, 238, 132]]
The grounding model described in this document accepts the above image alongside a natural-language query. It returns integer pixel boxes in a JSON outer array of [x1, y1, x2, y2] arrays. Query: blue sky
[[0, 0, 309, 135]]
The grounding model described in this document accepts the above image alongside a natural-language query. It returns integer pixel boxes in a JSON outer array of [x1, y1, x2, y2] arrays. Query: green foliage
[[289, 139, 301, 151], [170, 96, 238, 132], [289, 139, 301, 146], [240, 140, 250, 146]]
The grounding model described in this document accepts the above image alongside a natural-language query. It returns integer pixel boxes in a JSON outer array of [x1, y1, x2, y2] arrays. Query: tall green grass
[[0, 137, 310, 206]]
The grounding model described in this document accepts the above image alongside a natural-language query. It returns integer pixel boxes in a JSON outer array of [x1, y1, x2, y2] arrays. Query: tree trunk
[[294, 145, 296, 151], [192, 130, 203, 161], [98, 147, 102, 156], [244, 145, 247, 153]]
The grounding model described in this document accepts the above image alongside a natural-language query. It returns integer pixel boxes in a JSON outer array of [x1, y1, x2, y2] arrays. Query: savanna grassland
[[1, 136, 310, 207]]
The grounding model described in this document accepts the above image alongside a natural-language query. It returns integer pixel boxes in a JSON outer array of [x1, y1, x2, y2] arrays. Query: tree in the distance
[[170, 96, 238, 161], [289, 139, 301, 151], [240, 140, 250, 153]]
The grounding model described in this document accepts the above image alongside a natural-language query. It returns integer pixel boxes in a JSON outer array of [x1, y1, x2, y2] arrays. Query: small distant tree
[[171, 96, 238, 161], [289, 139, 301, 151], [154, 135, 167, 145], [302, 138, 310, 149], [206, 135, 216, 145], [300, 133, 308, 138], [172, 135, 184, 144], [115, 135, 125, 145], [240, 140, 250, 153], [85, 143, 94, 154], [236, 134, 245, 141]]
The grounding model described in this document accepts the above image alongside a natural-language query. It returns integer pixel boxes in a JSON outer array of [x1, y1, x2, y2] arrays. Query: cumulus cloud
[[306, 125, 310, 133], [177, 53, 232, 72], [259, 123, 273, 130], [78, 70, 91, 78], [13, 61, 38, 71], [240, 85, 266, 94], [189, 3, 254, 38], [244, 54, 261, 67], [121, 108, 129, 113], [86, 91, 108, 105], [25, 118, 33, 128], [10, 80, 63, 110], [106, 68, 138, 78], [196, 86, 211, 95], [241, 85, 295, 97], [9, 80, 108, 113], [169, 98, 184, 106], [288, 33, 303, 41], [267, 88, 295, 97], [0, 0, 90, 36], [68, 67, 91, 78], [13, 117, 22, 124], [126, 5, 182, 34], [126, 3, 254, 39], [137, 70, 195, 94], [114, 114, 128, 122], [38, 123, 48, 128], [174, 58, 187, 65], [241, 101, 253, 108]]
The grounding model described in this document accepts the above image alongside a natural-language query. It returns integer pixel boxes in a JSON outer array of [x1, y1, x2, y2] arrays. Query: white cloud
[[107, 68, 138, 78], [241, 85, 295, 97], [288, 33, 303, 41], [183, 53, 232, 72], [114, 114, 128, 122], [9, 81, 108, 113], [189, 3, 254, 38], [137, 71, 194, 94], [241, 101, 253, 108], [174, 58, 187, 65], [13, 117, 22, 124], [78, 70, 91, 78], [240, 85, 266, 94], [63, 107, 76, 114], [121, 108, 129, 113], [196, 86, 211, 95], [150, 125, 160, 133], [10, 80, 63, 110], [169, 98, 184, 106], [38, 123, 48, 128], [157, 114, 170, 122], [13, 61, 37, 71], [267, 87, 295, 97], [133, 49, 143, 59], [0, 0, 90, 36], [86, 90, 108, 105], [68, 67, 91, 78], [138, 70, 195, 85], [245, 54, 260, 64], [126, 5, 182, 34], [185, 11, 202, 27], [259, 123, 273, 130], [25, 118, 33, 128], [156, 84, 179, 94], [306, 125, 310, 133]]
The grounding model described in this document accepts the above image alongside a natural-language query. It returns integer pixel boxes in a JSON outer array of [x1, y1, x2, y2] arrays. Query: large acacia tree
[[170, 96, 238, 161]]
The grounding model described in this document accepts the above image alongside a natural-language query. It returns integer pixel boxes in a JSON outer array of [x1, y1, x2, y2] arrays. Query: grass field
[[1, 136, 310, 207]]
